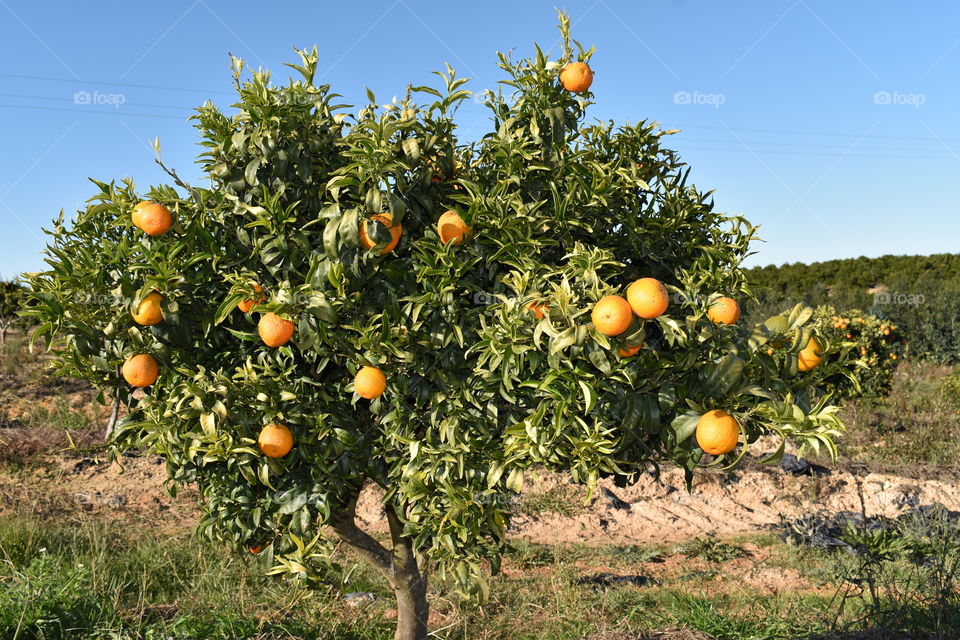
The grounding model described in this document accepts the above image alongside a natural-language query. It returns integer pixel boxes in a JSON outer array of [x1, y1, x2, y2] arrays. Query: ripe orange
[[429, 156, 456, 183], [707, 297, 741, 325], [122, 353, 158, 387], [249, 544, 264, 554], [360, 213, 402, 255], [258, 312, 295, 347], [528, 302, 549, 320], [237, 283, 265, 313], [437, 210, 471, 244], [591, 295, 633, 336], [626, 278, 669, 319], [355, 366, 386, 399], [797, 337, 824, 372], [132, 292, 163, 326], [695, 409, 740, 455], [560, 62, 593, 93], [258, 423, 293, 458], [619, 343, 643, 357], [131, 201, 173, 236]]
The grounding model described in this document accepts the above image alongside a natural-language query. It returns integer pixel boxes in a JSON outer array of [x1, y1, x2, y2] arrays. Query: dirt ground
[[4, 446, 958, 551]]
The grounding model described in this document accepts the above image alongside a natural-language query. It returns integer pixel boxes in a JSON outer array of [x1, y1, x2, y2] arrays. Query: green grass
[[837, 360, 960, 468], [0, 516, 864, 640], [517, 483, 585, 519], [673, 538, 745, 563]]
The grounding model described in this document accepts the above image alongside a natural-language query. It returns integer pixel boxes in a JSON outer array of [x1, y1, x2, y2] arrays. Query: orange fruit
[[591, 295, 633, 336], [132, 292, 163, 326], [797, 337, 824, 372], [121, 353, 159, 388], [437, 210, 471, 244], [626, 278, 669, 319], [429, 156, 456, 183], [695, 409, 740, 455], [237, 283, 265, 313], [258, 423, 293, 458], [560, 62, 593, 93], [707, 297, 741, 325], [355, 366, 386, 399], [258, 312, 295, 347], [131, 201, 173, 236], [619, 343, 643, 357], [360, 213, 402, 255], [249, 544, 264, 555], [528, 302, 549, 320]]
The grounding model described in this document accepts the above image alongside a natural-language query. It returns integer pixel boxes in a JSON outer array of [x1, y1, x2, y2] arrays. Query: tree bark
[[386, 506, 429, 640], [104, 393, 121, 440], [331, 496, 429, 640]]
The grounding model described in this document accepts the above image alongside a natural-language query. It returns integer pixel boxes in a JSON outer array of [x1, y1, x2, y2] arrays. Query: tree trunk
[[387, 507, 429, 640], [331, 496, 429, 640], [104, 393, 121, 440]]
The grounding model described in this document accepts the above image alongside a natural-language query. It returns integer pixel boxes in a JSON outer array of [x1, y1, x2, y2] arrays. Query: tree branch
[[331, 494, 394, 580], [154, 158, 196, 194]]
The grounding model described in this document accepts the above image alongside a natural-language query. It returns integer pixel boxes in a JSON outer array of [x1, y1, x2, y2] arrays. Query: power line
[[679, 137, 958, 155], [670, 122, 960, 145], [0, 92, 194, 111], [680, 145, 959, 161], [0, 72, 233, 96], [0, 103, 187, 120]]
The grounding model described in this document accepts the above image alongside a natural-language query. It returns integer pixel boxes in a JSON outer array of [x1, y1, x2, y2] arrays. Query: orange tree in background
[[25, 14, 847, 640], [813, 306, 905, 400]]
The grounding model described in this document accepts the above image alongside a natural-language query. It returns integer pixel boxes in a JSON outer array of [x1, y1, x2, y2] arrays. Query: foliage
[[839, 361, 960, 468], [814, 306, 905, 401], [831, 505, 960, 635], [745, 254, 960, 365], [940, 368, 960, 411], [0, 280, 28, 343], [22, 12, 844, 618], [674, 537, 744, 563]]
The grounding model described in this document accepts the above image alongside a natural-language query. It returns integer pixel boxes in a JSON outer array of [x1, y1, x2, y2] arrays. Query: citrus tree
[[25, 14, 846, 640], [0, 280, 28, 344], [814, 306, 904, 400]]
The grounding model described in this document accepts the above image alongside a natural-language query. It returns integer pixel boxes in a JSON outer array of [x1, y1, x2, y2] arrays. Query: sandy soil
[[4, 451, 958, 550]]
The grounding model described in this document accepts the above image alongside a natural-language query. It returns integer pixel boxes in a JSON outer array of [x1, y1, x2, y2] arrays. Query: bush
[[744, 256, 960, 366], [940, 369, 960, 411], [814, 306, 904, 401], [832, 505, 960, 636]]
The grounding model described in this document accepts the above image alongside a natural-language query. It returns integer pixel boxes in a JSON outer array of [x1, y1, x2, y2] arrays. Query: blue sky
[[1, 0, 959, 279]]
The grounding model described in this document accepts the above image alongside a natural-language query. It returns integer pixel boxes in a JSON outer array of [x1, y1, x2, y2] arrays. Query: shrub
[[814, 306, 905, 400]]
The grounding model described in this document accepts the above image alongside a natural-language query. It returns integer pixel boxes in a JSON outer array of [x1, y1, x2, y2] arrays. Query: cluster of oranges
[[122, 192, 474, 459], [123, 63, 634, 464], [589, 279, 745, 455]]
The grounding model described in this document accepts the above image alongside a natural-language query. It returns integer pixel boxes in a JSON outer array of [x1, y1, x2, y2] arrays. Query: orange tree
[[814, 306, 905, 400], [24, 15, 846, 640]]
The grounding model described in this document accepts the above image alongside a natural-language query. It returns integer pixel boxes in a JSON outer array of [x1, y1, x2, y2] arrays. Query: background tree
[[25, 14, 846, 640], [0, 280, 27, 344]]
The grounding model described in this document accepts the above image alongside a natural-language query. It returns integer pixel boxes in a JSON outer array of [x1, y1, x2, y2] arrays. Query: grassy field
[[3, 333, 960, 640], [0, 516, 846, 640]]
